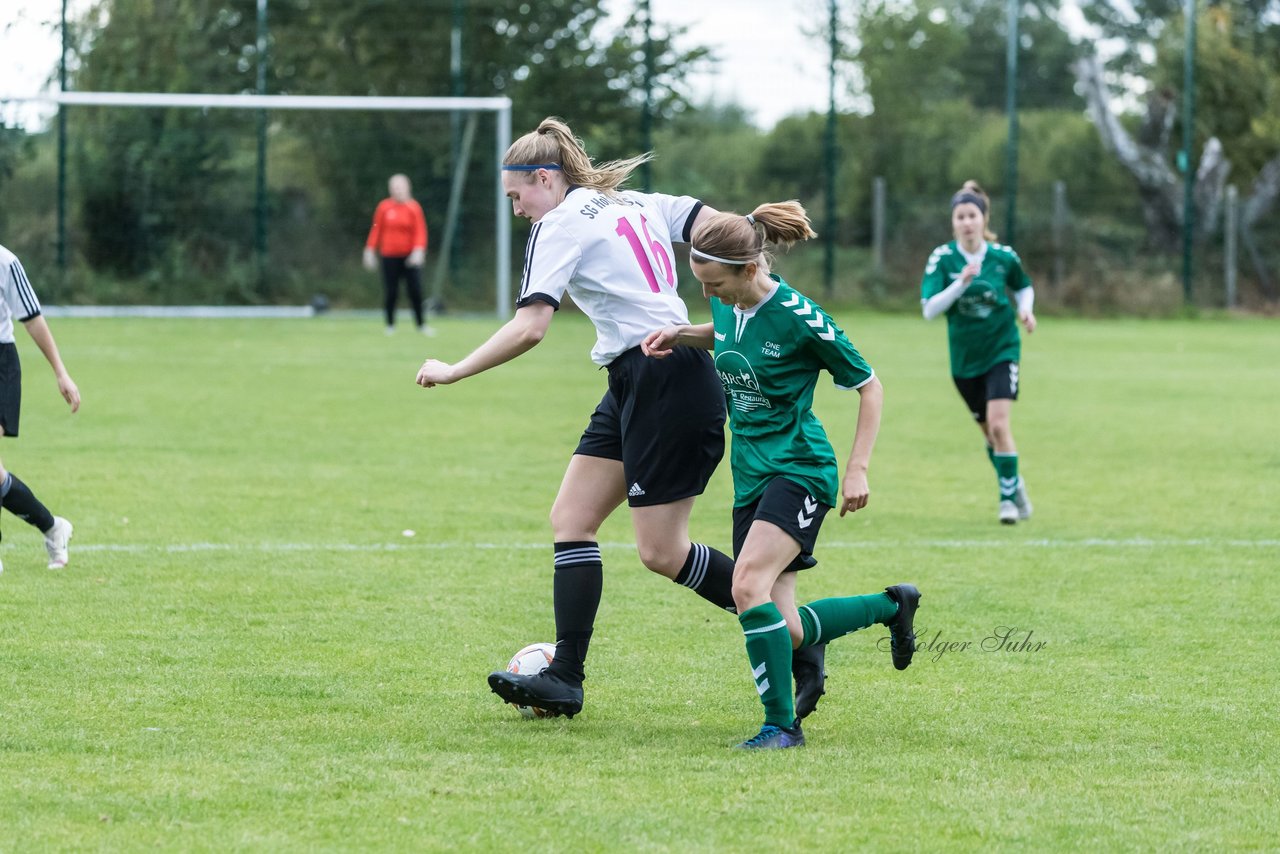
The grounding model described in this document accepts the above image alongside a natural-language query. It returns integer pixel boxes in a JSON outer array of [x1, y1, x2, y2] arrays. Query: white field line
[[5, 538, 1276, 555]]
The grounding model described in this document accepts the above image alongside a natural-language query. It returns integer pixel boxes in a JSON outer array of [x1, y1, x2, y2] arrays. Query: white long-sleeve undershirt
[[1015, 284, 1035, 315], [921, 277, 967, 320], [922, 281, 1035, 320]]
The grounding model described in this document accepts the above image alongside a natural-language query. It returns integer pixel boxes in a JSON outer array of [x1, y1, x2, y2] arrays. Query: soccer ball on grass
[[505, 642, 557, 719]]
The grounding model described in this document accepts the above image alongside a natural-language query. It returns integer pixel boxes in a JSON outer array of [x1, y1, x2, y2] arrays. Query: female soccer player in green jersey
[[920, 180, 1036, 524], [642, 201, 920, 750]]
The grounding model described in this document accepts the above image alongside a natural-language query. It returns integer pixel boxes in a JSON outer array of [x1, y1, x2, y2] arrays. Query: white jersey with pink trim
[[515, 187, 703, 366]]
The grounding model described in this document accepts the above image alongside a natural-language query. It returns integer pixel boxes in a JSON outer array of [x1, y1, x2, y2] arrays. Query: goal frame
[[17, 91, 515, 317]]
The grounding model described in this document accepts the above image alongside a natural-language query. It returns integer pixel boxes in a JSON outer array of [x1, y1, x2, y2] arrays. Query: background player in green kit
[[642, 201, 920, 750], [921, 180, 1037, 525]]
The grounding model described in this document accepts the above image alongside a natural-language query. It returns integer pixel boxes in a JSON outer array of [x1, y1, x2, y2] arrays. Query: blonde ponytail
[[503, 117, 653, 196], [691, 200, 817, 268]]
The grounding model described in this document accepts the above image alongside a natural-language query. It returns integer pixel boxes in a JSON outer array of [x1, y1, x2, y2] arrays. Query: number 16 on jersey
[[616, 214, 675, 294]]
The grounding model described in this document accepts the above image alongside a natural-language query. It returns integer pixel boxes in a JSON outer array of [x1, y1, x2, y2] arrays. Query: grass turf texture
[[1, 312, 1276, 850]]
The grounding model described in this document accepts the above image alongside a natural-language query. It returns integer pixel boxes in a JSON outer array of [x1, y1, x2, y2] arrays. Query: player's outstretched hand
[[839, 469, 869, 517], [57, 373, 80, 413], [416, 359, 455, 388], [641, 327, 679, 359], [362, 247, 378, 271], [1019, 309, 1037, 334]]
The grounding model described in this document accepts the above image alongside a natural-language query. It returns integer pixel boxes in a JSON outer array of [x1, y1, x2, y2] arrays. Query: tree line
[[1, 0, 1276, 309]]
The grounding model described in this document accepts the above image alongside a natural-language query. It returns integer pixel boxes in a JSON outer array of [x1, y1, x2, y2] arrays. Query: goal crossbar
[[4, 91, 515, 317], [52, 91, 511, 112]]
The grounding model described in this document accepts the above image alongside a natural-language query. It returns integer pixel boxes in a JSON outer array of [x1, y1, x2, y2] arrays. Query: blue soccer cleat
[[734, 720, 805, 750]]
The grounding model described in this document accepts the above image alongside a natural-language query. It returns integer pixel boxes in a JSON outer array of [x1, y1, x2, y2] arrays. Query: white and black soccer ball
[[505, 642, 556, 719]]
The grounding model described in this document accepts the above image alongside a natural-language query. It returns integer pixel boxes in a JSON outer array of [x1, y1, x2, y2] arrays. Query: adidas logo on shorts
[[628, 482, 646, 498]]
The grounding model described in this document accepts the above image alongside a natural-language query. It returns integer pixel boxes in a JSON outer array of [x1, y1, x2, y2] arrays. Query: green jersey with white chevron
[[709, 275, 875, 508], [920, 240, 1031, 378]]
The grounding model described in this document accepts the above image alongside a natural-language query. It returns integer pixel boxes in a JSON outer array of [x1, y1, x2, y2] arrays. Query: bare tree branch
[[1073, 52, 1234, 252], [1241, 154, 1280, 229], [1073, 55, 1179, 190], [1195, 137, 1230, 237], [1240, 154, 1280, 298]]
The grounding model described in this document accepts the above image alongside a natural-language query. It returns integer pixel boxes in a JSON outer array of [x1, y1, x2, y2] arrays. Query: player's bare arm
[[839, 376, 883, 517], [22, 315, 80, 413], [641, 322, 714, 358], [417, 302, 554, 387]]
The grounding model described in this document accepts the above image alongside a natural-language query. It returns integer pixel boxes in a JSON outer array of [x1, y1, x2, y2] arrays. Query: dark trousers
[[381, 256, 425, 327]]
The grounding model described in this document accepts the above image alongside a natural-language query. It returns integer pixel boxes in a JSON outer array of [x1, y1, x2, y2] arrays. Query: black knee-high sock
[[548, 541, 603, 683], [1, 472, 55, 533], [674, 543, 737, 613]]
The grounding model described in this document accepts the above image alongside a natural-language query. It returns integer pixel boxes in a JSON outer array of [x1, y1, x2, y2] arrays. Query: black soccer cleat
[[488, 670, 584, 719], [883, 584, 922, 671], [792, 642, 828, 720]]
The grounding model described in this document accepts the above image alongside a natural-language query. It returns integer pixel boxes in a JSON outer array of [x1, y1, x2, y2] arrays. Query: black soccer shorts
[[0, 343, 22, 437], [952, 360, 1020, 422], [732, 476, 831, 573], [575, 345, 725, 507]]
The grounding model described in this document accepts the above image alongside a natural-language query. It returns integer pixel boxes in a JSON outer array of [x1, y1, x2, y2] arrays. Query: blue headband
[[951, 191, 987, 214], [502, 163, 563, 172]]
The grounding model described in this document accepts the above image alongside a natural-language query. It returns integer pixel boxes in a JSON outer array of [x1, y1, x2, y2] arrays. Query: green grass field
[[1, 310, 1276, 851]]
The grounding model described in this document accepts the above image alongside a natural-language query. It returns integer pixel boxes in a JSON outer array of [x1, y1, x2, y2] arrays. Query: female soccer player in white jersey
[[641, 202, 920, 750], [415, 118, 827, 719], [920, 180, 1036, 524], [0, 243, 78, 573]]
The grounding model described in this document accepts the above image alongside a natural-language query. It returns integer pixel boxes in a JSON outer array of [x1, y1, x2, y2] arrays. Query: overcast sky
[[606, 0, 838, 126], [2, 0, 837, 129]]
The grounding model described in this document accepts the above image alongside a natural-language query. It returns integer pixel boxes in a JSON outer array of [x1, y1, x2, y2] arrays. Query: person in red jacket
[[363, 174, 433, 335]]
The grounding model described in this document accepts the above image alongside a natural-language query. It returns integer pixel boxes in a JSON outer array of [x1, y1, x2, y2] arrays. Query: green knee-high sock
[[798, 593, 898, 646], [993, 452, 1019, 502], [986, 443, 997, 471], [739, 603, 796, 727]]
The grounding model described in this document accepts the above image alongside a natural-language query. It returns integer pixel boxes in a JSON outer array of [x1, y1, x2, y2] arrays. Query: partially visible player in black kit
[[0, 244, 78, 573], [415, 118, 829, 719]]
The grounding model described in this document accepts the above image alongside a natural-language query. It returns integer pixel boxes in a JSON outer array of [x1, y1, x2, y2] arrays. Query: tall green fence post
[[255, 0, 269, 293], [57, 0, 68, 289], [641, 0, 653, 192], [1004, 0, 1019, 245], [823, 0, 838, 298], [1180, 0, 1197, 304]]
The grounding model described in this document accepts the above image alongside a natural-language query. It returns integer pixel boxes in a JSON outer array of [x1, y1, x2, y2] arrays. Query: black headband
[[951, 191, 987, 214]]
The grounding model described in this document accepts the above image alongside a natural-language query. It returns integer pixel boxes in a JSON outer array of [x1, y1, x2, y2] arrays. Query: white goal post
[[8, 91, 514, 317]]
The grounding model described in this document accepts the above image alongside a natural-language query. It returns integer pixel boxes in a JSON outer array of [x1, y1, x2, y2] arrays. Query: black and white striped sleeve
[[5, 256, 42, 321], [639, 192, 702, 244], [514, 221, 580, 311]]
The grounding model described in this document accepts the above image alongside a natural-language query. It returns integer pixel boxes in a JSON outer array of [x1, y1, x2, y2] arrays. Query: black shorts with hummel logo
[[575, 345, 725, 508], [952, 360, 1019, 423], [732, 476, 830, 573]]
